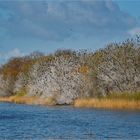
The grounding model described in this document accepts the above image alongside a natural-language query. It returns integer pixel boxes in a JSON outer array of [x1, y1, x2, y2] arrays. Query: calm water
[[0, 102, 140, 140]]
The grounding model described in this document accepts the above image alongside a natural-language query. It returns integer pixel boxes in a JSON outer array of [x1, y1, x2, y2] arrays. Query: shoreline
[[0, 96, 57, 106], [0, 96, 140, 110], [74, 98, 140, 110]]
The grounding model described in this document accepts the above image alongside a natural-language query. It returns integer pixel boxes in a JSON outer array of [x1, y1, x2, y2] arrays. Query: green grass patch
[[106, 92, 140, 101], [15, 88, 27, 97]]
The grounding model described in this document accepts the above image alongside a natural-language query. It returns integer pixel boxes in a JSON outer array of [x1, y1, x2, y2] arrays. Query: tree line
[[0, 37, 140, 104]]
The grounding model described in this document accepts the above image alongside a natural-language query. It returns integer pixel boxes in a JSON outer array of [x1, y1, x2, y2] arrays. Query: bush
[[15, 88, 27, 97]]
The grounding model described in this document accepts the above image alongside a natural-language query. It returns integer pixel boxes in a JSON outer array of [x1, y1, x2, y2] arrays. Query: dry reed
[[0, 96, 56, 106], [74, 98, 140, 110]]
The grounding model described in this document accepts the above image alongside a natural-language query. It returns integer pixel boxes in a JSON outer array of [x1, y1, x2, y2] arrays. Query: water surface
[[0, 102, 140, 140]]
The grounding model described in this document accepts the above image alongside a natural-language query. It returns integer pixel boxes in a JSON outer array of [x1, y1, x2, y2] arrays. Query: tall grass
[[0, 95, 57, 106], [74, 98, 140, 110], [0, 92, 140, 110], [74, 92, 140, 110]]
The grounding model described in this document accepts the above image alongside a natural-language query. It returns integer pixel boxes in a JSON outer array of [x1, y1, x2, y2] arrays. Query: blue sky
[[0, 0, 140, 64]]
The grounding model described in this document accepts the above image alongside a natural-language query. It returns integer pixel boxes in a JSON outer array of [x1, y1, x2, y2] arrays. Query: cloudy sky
[[0, 0, 140, 64]]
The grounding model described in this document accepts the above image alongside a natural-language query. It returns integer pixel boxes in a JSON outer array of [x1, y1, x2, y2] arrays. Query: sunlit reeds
[[74, 98, 140, 110], [0, 95, 57, 106]]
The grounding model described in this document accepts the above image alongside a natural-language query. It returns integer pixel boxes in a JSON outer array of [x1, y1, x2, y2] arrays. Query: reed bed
[[0, 96, 56, 106], [74, 98, 140, 110], [0, 94, 140, 110]]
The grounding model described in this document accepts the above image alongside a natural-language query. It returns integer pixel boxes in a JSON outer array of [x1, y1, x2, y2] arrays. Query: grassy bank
[[0, 95, 57, 106], [0, 93, 140, 110], [74, 92, 140, 110], [74, 98, 140, 110]]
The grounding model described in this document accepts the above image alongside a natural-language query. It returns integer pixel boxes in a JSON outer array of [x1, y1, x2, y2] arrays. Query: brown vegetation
[[74, 98, 140, 110], [0, 96, 57, 106], [0, 92, 140, 110], [0, 37, 140, 107]]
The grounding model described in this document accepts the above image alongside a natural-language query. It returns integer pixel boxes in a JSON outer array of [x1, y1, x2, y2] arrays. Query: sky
[[0, 0, 140, 64]]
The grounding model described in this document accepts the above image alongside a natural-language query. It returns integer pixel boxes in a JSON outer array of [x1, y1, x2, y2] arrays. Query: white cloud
[[1, 48, 24, 61], [7, 48, 24, 58], [0, 0, 137, 41], [128, 27, 140, 36]]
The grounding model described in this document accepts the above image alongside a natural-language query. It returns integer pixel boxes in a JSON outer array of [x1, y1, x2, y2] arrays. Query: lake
[[0, 102, 140, 140]]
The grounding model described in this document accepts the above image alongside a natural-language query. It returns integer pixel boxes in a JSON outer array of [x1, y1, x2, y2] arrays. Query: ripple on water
[[0, 102, 140, 140]]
